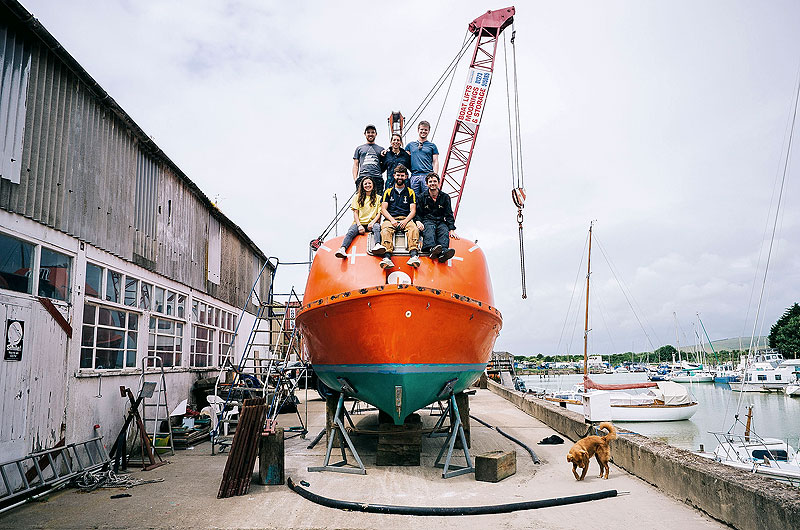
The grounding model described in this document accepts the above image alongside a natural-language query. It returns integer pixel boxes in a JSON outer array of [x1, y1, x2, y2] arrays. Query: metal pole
[[334, 194, 338, 236], [583, 222, 592, 376]]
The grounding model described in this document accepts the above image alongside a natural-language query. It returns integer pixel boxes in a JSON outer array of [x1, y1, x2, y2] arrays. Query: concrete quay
[[1, 388, 731, 529], [488, 380, 800, 530]]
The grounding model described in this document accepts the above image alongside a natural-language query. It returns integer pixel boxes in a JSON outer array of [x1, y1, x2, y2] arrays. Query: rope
[[404, 32, 475, 139], [310, 190, 356, 250], [72, 469, 164, 492]]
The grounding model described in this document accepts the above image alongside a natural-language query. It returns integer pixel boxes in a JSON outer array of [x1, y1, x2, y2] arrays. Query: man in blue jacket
[[406, 121, 439, 198]]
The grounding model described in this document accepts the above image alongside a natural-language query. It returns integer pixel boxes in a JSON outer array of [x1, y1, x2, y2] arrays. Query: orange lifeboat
[[296, 233, 502, 424]]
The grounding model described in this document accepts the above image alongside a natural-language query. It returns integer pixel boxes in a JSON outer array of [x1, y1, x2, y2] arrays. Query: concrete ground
[[0, 388, 729, 529]]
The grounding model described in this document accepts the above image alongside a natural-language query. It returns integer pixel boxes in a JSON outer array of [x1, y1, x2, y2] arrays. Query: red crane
[[439, 6, 516, 219]]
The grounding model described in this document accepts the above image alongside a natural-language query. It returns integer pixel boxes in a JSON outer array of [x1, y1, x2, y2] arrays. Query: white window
[[80, 304, 138, 369], [191, 325, 215, 367], [148, 316, 183, 367]]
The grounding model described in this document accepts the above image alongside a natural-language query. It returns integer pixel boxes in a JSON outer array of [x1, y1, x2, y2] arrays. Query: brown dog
[[566, 422, 617, 480]]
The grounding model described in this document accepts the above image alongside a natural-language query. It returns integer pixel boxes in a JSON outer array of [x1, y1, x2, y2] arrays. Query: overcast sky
[[20, 0, 800, 357]]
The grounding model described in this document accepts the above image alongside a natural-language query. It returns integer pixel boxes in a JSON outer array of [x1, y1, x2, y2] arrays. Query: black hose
[[469, 414, 541, 464], [287, 477, 616, 515], [307, 428, 326, 450], [496, 427, 541, 465]]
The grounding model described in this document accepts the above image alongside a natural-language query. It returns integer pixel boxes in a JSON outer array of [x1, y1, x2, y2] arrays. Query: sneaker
[[429, 245, 443, 259], [380, 257, 395, 269], [407, 255, 421, 268], [371, 243, 387, 256], [438, 248, 456, 263], [334, 247, 347, 259]]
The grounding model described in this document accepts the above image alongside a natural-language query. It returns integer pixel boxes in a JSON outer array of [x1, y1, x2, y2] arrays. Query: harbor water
[[520, 373, 800, 452]]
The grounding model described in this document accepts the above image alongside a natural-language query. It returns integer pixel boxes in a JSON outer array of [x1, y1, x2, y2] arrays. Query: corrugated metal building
[[0, 0, 273, 461]]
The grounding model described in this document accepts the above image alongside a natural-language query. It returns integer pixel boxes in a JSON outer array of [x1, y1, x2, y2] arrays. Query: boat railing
[[708, 431, 793, 468]]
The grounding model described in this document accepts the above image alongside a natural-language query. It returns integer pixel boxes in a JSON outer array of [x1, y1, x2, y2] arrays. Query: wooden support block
[[376, 417, 422, 466], [258, 427, 284, 485], [475, 450, 516, 482]]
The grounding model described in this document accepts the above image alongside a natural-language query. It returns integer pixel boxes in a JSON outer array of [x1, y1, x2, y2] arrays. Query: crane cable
[[504, 24, 527, 299]]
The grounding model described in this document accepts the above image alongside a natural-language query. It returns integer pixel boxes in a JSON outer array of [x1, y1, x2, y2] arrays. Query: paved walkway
[[0, 389, 729, 529]]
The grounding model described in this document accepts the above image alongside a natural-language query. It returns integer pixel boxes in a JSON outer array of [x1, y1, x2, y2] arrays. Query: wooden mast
[[583, 222, 593, 377]]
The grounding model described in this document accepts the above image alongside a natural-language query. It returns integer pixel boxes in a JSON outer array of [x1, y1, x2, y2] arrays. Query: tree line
[[514, 302, 799, 364]]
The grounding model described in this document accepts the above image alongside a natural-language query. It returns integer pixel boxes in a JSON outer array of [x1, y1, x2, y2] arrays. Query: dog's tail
[[596, 422, 617, 441]]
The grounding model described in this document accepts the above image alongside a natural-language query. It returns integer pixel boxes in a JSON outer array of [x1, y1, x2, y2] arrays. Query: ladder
[[0, 437, 109, 514], [138, 356, 174, 457], [210, 258, 308, 453]]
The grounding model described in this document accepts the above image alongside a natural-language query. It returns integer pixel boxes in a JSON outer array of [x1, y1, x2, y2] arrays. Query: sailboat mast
[[584, 222, 593, 376]]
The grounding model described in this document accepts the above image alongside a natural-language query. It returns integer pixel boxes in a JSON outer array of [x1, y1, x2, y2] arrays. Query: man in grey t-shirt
[[352, 124, 386, 194]]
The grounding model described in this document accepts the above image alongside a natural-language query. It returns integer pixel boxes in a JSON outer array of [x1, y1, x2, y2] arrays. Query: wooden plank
[[258, 427, 284, 485], [475, 450, 516, 483]]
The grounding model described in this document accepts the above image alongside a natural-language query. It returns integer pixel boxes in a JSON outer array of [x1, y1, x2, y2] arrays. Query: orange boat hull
[[297, 235, 502, 423]]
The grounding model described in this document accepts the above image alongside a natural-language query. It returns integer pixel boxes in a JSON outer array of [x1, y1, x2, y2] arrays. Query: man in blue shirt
[[353, 124, 386, 194], [406, 121, 439, 198]]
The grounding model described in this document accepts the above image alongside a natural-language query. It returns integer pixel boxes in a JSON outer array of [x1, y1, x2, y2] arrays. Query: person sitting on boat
[[406, 120, 439, 198], [381, 133, 412, 190], [335, 177, 387, 259], [415, 172, 458, 262], [353, 124, 386, 194], [379, 164, 421, 269]]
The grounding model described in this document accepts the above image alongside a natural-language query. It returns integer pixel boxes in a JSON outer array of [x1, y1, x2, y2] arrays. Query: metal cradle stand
[[308, 378, 366, 475], [432, 379, 474, 479]]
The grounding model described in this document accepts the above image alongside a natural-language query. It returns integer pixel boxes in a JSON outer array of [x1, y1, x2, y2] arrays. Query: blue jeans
[[421, 220, 450, 252], [342, 222, 381, 250], [409, 174, 428, 198]]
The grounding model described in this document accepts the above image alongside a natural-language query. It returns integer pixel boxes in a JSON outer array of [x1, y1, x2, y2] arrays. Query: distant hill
[[676, 337, 768, 353]]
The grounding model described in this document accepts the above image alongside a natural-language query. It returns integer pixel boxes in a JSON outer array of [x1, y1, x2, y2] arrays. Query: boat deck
[[0, 389, 726, 529]]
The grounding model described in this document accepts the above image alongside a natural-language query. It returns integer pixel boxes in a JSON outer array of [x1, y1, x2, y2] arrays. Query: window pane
[[158, 319, 175, 334], [127, 331, 137, 349], [98, 308, 125, 328], [177, 295, 186, 318], [0, 232, 34, 295], [83, 304, 96, 325], [176, 323, 183, 335], [149, 316, 156, 330], [126, 350, 136, 367], [81, 326, 95, 347], [128, 313, 138, 331], [124, 277, 138, 306], [97, 327, 124, 349], [166, 291, 175, 316], [140, 283, 151, 310], [154, 287, 165, 314], [105, 270, 121, 303], [199, 303, 206, 324], [192, 300, 199, 321], [38, 248, 72, 301], [85, 263, 102, 298], [95, 349, 124, 370], [80, 348, 93, 369]]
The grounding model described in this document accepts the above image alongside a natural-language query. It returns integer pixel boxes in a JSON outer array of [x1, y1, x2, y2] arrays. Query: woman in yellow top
[[335, 177, 387, 258]]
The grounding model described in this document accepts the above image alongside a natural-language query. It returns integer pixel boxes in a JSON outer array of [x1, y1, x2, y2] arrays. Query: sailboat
[[543, 223, 699, 422]]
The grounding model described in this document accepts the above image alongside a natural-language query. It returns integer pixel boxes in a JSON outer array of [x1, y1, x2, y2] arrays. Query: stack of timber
[[217, 397, 267, 498], [376, 413, 422, 466]]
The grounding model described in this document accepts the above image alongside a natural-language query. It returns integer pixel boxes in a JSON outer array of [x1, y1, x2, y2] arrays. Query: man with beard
[[415, 172, 458, 262], [353, 124, 386, 193], [379, 165, 421, 269]]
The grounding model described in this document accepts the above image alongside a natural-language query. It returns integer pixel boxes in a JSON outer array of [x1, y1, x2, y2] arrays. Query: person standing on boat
[[335, 177, 387, 259], [406, 121, 439, 197], [379, 165, 421, 269], [353, 124, 386, 194], [381, 133, 411, 190], [415, 172, 458, 262]]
